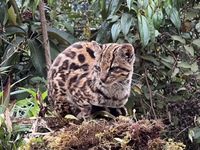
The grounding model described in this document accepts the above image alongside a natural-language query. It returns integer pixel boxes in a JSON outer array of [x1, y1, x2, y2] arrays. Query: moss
[[22, 117, 185, 150], [21, 137, 47, 150], [164, 139, 186, 150]]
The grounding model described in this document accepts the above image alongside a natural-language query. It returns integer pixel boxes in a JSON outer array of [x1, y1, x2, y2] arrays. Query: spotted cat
[[48, 41, 135, 118]]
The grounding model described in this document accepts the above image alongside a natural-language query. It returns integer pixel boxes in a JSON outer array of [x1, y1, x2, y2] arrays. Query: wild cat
[[48, 41, 135, 118]]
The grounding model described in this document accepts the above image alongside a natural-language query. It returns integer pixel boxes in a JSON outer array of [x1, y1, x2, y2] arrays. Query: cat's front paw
[[77, 106, 92, 119]]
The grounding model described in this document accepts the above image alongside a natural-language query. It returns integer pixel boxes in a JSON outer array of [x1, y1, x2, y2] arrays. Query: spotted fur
[[48, 41, 135, 118]]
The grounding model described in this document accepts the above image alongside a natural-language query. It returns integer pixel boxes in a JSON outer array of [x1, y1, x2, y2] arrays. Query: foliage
[[0, 86, 46, 149], [0, 110, 30, 150], [0, 0, 77, 85], [0, 75, 46, 149], [11, 87, 47, 117]]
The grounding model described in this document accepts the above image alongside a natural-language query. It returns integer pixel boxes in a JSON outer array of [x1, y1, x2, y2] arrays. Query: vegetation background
[[0, 0, 200, 149]]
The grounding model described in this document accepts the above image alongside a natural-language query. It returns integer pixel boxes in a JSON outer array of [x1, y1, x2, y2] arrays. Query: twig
[[0, 35, 26, 51], [28, 132, 52, 137], [144, 67, 157, 119], [176, 126, 190, 138], [0, 35, 27, 66]]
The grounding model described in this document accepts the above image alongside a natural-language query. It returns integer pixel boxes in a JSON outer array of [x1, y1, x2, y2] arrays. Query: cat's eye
[[125, 52, 130, 57], [110, 67, 120, 72], [124, 52, 133, 59], [110, 67, 130, 73], [94, 65, 101, 71], [120, 49, 134, 62], [125, 53, 134, 63]]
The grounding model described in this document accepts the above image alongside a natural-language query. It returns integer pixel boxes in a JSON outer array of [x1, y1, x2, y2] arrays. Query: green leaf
[[32, 0, 40, 13], [148, 18, 155, 43], [5, 25, 27, 36], [160, 56, 174, 64], [184, 45, 194, 56], [1, 36, 23, 67], [27, 39, 46, 76], [121, 13, 133, 36], [100, 0, 107, 20], [192, 39, 200, 48], [152, 8, 163, 29], [138, 0, 148, 8], [0, 115, 4, 127], [141, 55, 160, 65], [127, 0, 132, 10], [160, 61, 172, 69], [107, 15, 120, 22], [177, 87, 187, 92], [191, 62, 198, 72], [132, 84, 142, 95], [30, 99, 40, 116], [193, 4, 200, 9], [10, 89, 28, 96], [7, 6, 17, 25], [125, 33, 135, 43], [185, 11, 198, 20], [177, 61, 191, 69], [149, 0, 156, 11], [189, 127, 200, 142], [171, 68, 179, 78], [1, 77, 11, 111], [96, 22, 110, 43], [143, 0, 149, 8], [108, 0, 122, 16], [164, 3, 172, 16], [48, 27, 77, 45], [169, 7, 181, 29], [0, 66, 10, 75], [42, 91, 47, 100], [138, 14, 150, 46], [171, 35, 186, 44], [22, 0, 31, 9], [146, 5, 153, 18], [48, 0, 54, 6], [19, 88, 37, 99], [14, 98, 39, 117], [111, 21, 121, 42], [49, 40, 61, 60]]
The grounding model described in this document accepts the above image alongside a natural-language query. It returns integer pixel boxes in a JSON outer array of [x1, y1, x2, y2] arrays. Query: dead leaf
[[4, 108, 12, 133]]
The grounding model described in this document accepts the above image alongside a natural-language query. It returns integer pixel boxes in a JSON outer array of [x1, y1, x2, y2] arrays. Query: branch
[[144, 67, 157, 119], [38, 0, 51, 71]]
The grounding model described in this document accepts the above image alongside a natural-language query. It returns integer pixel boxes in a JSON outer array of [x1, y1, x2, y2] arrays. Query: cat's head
[[93, 42, 135, 85]]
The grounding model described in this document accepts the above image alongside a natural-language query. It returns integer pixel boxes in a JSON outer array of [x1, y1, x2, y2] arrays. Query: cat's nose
[[100, 73, 108, 83]]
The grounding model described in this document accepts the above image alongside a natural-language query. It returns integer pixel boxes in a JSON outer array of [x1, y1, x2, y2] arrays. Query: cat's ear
[[91, 41, 102, 57], [92, 41, 102, 50], [121, 44, 135, 63]]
